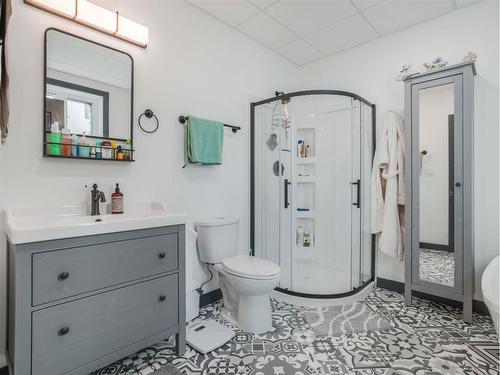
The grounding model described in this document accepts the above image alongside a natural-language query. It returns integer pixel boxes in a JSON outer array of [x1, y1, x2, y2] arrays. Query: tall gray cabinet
[[7, 225, 186, 375], [404, 62, 476, 322]]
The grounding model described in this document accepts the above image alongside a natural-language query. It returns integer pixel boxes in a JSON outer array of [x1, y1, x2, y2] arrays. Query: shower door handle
[[284, 179, 291, 209], [351, 179, 360, 208]]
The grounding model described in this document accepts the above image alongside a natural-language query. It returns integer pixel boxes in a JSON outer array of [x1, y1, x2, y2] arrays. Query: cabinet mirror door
[[412, 76, 463, 294]]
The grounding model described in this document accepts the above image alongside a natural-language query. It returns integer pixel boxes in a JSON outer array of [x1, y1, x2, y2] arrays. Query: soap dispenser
[[111, 183, 124, 214]]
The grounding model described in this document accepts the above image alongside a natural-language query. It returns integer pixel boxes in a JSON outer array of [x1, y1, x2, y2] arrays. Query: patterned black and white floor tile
[[92, 288, 499, 375]]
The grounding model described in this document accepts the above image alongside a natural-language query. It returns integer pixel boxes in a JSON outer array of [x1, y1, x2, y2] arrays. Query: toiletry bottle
[[116, 145, 124, 160], [303, 232, 311, 247], [297, 226, 304, 246], [71, 134, 79, 157], [111, 141, 117, 159], [306, 145, 311, 158], [101, 140, 112, 159], [297, 139, 304, 158], [124, 139, 132, 160], [111, 183, 124, 214], [49, 122, 62, 156], [78, 132, 90, 158], [61, 126, 71, 156]]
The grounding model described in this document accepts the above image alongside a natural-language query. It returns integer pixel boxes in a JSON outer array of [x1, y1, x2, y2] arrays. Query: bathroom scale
[[186, 319, 235, 354]]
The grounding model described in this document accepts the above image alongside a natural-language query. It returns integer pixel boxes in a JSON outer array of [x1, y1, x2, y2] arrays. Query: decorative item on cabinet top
[[24, 0, 149, 48]]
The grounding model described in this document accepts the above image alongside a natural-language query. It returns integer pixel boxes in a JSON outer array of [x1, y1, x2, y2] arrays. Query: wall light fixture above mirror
[[24, 0, 149, 48]]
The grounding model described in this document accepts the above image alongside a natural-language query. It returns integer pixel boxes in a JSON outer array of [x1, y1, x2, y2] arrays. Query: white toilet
[[195, 217, 281, 334]]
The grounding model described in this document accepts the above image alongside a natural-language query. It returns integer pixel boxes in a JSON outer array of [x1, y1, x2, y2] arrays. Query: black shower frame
[[250, 90, 377, 299]]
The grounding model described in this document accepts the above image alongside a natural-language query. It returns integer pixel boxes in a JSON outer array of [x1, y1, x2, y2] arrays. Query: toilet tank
[[195, 217, 239, 264]]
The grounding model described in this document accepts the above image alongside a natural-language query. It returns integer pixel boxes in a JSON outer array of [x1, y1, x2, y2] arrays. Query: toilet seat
[[222, 255, 280, 280]]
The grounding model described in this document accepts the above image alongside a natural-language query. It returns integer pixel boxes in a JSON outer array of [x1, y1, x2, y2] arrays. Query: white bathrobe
[[371, 111, 406, 260]]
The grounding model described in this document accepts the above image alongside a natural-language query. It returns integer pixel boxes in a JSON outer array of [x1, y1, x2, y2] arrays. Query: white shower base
[[290, 259, 352, 294]]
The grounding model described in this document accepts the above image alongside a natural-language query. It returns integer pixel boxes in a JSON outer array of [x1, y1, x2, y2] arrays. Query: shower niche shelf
[[296, 182, 315, 213], [296, 177, 315, 183], [296, 217, 315, 249], [296, 157, 316, 164], [296, 128, 316, 159], [297, 164, 315, 179], [297, 210, 315, 218]]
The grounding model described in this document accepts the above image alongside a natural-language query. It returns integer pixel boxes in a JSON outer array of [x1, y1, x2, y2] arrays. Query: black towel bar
[[178, 115, 241, 133]]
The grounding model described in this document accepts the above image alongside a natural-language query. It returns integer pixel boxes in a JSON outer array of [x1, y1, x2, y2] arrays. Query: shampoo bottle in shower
[[296, 226, 304, 246], [111, 183, 124, 214], [297, 139, 304, 158]]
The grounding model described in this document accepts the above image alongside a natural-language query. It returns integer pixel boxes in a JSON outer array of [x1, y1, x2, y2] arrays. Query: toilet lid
[[222, 255, 280, 279]]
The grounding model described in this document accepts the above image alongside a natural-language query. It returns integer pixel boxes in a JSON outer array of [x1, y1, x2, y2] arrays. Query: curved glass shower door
[[252, 91, 374, 298], [253, 99, 293, 286]]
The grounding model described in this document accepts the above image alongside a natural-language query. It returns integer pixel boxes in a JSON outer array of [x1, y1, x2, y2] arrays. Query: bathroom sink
[[4, 202, 187, 244]]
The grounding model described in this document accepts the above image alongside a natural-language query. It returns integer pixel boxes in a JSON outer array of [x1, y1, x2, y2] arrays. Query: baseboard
[[0, 353, 7, 375], [376, 277, 489, 316], [377, 277, 405, 293], [200, 288, 222, 307]]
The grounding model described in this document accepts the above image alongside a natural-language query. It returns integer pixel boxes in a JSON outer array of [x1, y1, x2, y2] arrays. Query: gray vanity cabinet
[[7, 225, 186, 375]]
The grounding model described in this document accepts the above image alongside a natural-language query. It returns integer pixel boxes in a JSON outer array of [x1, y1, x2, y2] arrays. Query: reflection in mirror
[[44, 29, 133, 161], [418, 83, 455, 287]]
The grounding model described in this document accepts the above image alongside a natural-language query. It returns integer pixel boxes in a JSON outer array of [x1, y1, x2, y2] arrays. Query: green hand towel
[[185, 116, 224, 165]]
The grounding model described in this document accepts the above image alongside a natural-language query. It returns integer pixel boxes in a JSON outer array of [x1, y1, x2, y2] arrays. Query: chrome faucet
[[90, 184, 106, 216]]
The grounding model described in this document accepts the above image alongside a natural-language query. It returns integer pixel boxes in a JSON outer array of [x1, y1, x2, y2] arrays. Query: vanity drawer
[[32, 233, 178, 305], [32, 274, 178, 375]]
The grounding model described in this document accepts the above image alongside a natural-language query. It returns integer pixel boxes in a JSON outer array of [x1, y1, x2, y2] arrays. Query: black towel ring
[[138, 109, 159, 134]]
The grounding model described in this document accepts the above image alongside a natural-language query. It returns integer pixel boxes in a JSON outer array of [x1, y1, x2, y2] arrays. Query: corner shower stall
[[251, 91, 375, 298]]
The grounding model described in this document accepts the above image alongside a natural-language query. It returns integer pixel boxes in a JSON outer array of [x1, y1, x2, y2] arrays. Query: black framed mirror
[[43, 28, 134, 161]]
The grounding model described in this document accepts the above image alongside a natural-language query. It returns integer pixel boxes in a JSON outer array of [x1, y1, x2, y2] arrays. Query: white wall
[[0, 0, 300, 365], [299, 0, 499, 300]]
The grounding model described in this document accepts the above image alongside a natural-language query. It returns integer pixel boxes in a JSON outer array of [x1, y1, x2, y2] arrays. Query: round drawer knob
[[455, 182, 462, 187], [58, 327, 70, 336], [57, 272, 70, 281], [158, 252, 166, 259], [158, 295, 166, 302]]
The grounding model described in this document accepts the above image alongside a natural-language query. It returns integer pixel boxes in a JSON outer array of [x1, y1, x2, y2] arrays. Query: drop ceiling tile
[[363, 0, 455, 35], [265, 0, 357, 37], [456, 0, 480, 7], [187, 0, 259, 27], [248, 0, 279, 9], [305, 13, 377, 55], [238, 12, 298, 49], [277, 39, 324, 65], [351, 0, 386, 10]]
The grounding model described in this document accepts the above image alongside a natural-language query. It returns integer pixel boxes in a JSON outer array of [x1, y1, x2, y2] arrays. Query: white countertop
[[4, 202, 188, 244]]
